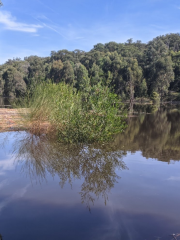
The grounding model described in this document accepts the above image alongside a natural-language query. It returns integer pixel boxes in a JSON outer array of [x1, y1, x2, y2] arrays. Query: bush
[[20, 82, 126, 143]]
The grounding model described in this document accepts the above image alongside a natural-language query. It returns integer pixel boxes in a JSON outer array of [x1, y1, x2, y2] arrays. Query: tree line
[[1, 33, 180, 101]]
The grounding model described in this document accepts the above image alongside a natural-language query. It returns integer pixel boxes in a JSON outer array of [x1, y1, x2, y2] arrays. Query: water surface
[[0, 107, 180, 240]]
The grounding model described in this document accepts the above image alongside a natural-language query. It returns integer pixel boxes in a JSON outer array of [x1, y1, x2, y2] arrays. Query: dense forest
[[1, 33, 180, 101]]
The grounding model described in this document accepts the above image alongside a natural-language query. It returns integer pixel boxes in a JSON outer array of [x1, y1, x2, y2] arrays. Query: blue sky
[[0, 0, 180, 64]]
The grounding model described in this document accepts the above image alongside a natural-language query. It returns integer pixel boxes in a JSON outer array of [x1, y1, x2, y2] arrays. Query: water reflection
[[0, 97, 11, 108], [1, 107, 180, 209], [115, 107, 180, 162], [0, 108, 180, 239], [12, 133, 127, 209]]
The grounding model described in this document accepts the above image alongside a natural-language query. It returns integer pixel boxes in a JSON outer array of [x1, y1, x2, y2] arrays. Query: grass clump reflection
[[13, 132, 127, 209], [16, 82, 126, 143]]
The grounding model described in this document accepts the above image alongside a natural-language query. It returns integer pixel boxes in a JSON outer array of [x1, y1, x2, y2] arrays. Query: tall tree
[[153, 56, 174, 100], [74, 63, 90, 91], [170, 51, 180, 91], [144, 38, 173, 96], [3, 67, 26, 97], [61, 61, 75, 85], [50, 60, 64, 83], [124, 58, 143, 102]]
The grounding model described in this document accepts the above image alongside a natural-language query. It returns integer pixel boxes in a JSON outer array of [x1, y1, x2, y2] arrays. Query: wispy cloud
[[0, 184, 30, 213], [0, 156, 15, 175], [167, 176, 180, 181], [36, 0, 57, 14], [35, 15, 67, 38], [35, 15, 131, 44], [0, 11, 42, 33], [41, 22, 66, 38]]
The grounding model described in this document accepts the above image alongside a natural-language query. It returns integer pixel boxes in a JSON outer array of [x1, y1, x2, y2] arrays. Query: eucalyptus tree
[[153, 56, 174, 100], [3, 67, 26, 97], [93, 43, 105, 52], [89, 63, 102, 86], [171, 51, 180, 91], [74, 63, 90, 91], [50, 59, 64, 83], [124, 58, 143, 102], [61, 61, 75, 85], [144, 38, 174, 97], [158, 33, 180, 52]]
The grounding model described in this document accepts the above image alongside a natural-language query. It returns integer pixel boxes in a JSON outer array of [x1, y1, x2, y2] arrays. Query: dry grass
[[0, 108, 23, 132], [0, 108, 52, 133]]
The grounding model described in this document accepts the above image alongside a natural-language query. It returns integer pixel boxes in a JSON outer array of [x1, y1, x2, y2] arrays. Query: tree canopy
[[1, 33, 180, 100]]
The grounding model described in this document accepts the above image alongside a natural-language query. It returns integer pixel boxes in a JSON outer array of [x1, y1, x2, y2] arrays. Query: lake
[[0, 106, 180, 240], [0, 97, 11, 108]]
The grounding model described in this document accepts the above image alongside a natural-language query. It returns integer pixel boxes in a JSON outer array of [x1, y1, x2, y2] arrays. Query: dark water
[[0, 107, 180, 240], [0, 97, 11, 108]]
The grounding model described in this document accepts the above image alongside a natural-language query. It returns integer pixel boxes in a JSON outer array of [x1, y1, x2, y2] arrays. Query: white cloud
[[0, 11, 42, 33], [0, 156, 15, 172]]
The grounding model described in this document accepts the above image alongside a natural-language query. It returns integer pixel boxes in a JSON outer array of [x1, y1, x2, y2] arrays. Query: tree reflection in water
[[13, 134, 127, 209], [2, 107, 180, 209], [115, 107, 180, 162]]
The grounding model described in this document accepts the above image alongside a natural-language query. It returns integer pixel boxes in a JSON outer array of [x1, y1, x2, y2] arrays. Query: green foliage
[[150, 92, 160, 104], [116, 108, 180, 162], [136, 78, 147, 98], [74, 63, 90, 91], [24, 82, 126, 143], [144, 38, 174, 97], [3, 67, 26, 97], [2, 33, 180, 102], [50, 59, 64, 83], [61, 61, 75, 85], [124, 58, 143, 101]]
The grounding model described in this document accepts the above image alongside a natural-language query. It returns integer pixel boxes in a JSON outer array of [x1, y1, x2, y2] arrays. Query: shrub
[[18, 82, 126, 143]]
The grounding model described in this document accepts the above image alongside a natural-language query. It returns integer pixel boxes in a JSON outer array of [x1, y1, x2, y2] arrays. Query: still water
[[0, 97, 11, 108], [0, 107, 180, 240]]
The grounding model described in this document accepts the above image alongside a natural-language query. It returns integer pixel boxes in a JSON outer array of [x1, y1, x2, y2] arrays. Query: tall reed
[[17, 82, 126, 143]]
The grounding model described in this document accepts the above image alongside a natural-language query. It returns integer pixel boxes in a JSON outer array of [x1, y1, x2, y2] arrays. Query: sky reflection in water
[[0, 107, 180, 240]]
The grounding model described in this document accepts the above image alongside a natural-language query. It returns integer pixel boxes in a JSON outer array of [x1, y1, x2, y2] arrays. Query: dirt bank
[[0, 108, 27, 132], [0, 108, 52, 133]]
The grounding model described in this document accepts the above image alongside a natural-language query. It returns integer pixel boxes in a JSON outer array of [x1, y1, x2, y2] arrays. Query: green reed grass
[[16, 82, 126, 143]]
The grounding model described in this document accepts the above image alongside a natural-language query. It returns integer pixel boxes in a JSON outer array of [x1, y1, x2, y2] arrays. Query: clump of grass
[[17, 82, 126, 143]]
